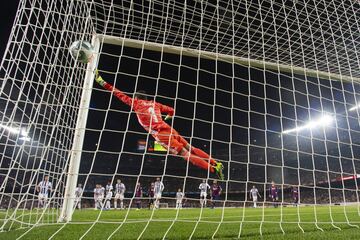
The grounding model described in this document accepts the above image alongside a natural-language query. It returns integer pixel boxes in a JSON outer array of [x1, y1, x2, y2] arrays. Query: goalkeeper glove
[[95, 69, 106, 87], [164, 115, 172, 121]]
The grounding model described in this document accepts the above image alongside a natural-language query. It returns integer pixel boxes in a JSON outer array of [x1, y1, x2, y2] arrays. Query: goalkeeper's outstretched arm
[[94, 70, 134, 106]]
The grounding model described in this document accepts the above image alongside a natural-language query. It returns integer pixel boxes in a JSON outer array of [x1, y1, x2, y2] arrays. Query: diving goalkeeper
[[94, 71, 224, 180]]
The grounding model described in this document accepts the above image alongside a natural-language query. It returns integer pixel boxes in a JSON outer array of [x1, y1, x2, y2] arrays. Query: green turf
[[1, 206, 360, 239]]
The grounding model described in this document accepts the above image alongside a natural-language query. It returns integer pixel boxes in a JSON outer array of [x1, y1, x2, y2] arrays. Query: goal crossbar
[[97, 34, 360, 83]]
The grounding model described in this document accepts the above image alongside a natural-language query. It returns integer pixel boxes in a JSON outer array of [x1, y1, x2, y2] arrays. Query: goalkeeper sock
[[191, 147, 217, 166]]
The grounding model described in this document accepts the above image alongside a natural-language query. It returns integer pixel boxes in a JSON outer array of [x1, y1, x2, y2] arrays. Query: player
[[148, 182, 155, 209], [114, 179, 126, 210], [175, 188, 184, 209], [269, 181, 279, 208], [210, 180, 222, 209], [198, 179, 210, 207], [249, 185, 261, 208], [94, 184, 105, 209], [75, 183, 83, 209], [94, 71, 224, 180], [36, 175, 52, 208], [291, 186, 299, 206], [105, 180, 113, 210], [93, 184, 100, 209], [135, 182, 143, 210], [99, 184, 105, 208], [154, 178, 164, 209]]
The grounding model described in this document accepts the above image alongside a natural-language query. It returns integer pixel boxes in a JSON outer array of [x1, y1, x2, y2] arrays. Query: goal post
[[59, 35, 100, 222]]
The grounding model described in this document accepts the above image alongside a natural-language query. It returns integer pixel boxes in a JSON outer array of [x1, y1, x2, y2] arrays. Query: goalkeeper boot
[[214, 162, 224, 180]]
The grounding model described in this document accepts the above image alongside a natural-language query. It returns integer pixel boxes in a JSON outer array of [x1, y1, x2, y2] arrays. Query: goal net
[[1, 0, 360, 239]]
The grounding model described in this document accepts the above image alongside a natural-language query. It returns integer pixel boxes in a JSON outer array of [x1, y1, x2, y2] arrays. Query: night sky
[[0, 1, 19, 61]]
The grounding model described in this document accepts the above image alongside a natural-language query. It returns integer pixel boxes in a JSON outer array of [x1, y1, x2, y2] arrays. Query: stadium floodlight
[[349, 104, 360, 111], [0, 124, 29, 140], [18, 136, 31, 142], [282, 115, 333, 134], [0, 124, 22, 135]]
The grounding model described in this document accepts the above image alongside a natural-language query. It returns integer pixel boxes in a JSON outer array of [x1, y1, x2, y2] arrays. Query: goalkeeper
[[94, 70, 224, 180]]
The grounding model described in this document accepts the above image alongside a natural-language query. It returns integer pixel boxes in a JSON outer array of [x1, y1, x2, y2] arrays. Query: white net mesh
[[1, 0, 360, 239]]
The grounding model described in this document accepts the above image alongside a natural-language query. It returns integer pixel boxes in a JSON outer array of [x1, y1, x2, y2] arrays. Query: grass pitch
[[1, 205, 360, 239]]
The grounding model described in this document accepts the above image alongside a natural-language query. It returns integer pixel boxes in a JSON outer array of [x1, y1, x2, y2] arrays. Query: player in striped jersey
[[105, 180, 113, 210], [175, 188, 184, 209], [291, 186, 299, 206], [94, 184, 105, 209], [210, 180, 222, 209], [114, 179, 126, 210], [75, 183, 83, 209], [249, 185, 261, 208], [148, 182, 155, 209], [269, 181, 279, 208], [154, 178, 164, 209], [135, 182, 143, 210], [198, 179, 210, 207], [36, 175, 52, 208]]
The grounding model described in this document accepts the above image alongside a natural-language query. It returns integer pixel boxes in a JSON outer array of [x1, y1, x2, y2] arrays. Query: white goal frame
[[59, 35, 100, 222], [60, 33, 360, 222]]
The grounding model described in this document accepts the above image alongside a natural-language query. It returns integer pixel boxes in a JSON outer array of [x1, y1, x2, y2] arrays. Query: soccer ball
[[69, 40, 94, 63]]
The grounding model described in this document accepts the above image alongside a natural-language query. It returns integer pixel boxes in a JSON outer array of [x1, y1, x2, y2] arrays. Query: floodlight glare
[[282, 115, 333, 134], [349, 105, 360, 111], [317, 115, 333, 125], [0, 124, 21, 135], [19, 136, 31, 141], [0, 124, 29, 139], [20, 128, 28, 137]]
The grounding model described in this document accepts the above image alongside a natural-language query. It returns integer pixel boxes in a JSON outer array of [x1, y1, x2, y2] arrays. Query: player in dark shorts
[[210, 180, 222, 209], [135, 182, 143, 210], [269, 181, 279, 208], [291, 186, 299, 206], [148, 182, 155, 209]]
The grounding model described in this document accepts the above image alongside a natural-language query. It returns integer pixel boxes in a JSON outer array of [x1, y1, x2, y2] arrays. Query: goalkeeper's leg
[[171, 129, 217, 166], [155, 130, 214, 172], [189, 147, 217, 166]]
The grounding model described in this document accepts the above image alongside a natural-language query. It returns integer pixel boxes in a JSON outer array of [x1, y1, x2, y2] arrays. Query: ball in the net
[[69, 40, 94, 63]]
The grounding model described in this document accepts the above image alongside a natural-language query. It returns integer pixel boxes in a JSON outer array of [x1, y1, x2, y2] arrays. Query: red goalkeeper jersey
[[103, 82, 174, 132]]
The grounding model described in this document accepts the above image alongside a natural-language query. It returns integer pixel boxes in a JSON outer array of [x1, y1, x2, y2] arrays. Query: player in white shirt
[[105, 180, 113, 210], [175, 188, 184, 209], [94, 184, 105, 209], [198, 179, 210, 207], [75, 183, 83, 209], [36, 175, 52, 208], [114, 179, 126, 210], [249, 185, 261, 208], [154, 177, 164, 209], [93, 184, 99, 209]]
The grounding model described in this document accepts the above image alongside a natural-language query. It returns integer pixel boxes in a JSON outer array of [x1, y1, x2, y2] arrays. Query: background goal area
[[0, 0, 360, 239]]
